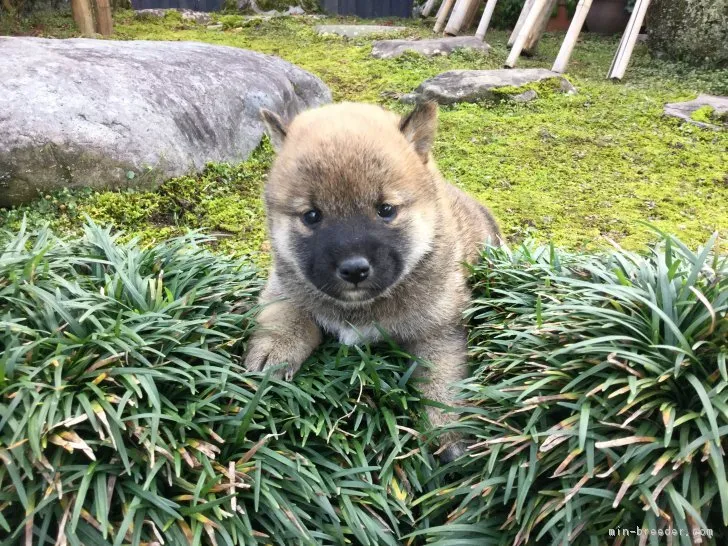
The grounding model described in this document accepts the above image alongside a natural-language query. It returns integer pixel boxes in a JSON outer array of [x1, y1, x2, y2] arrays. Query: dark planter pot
[[547, 2, 572, 32], [586, 0, 630, 35]]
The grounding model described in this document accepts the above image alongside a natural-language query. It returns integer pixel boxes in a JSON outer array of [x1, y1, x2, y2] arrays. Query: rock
[[372, 36, 489, 59], [402, 68, 576, 105], [206, 23, 223, 30], [512, 89, 538, 103], [647, 0, 728, 68], [135, 9, 212, 25], [286, 6, 305, 15], [0, 38, 331, 208], [180, 10, 213, 25], [315, 24, 408, 38], [664, 95, 728, 130]]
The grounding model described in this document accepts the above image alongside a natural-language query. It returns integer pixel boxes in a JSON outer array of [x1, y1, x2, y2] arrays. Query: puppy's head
[[261, 102, 440, 304]]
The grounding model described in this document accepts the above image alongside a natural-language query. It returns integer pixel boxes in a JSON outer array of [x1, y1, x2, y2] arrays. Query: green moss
[[1, 11, 727, 255], [488, 76, 571, 101], [690, 105, 716, 123], [689, 104, 727, 126]]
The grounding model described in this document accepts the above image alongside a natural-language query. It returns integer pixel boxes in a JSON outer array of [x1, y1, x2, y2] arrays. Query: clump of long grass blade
[[418, 234, 727, 545], [2, 220, 726, 545], [0, 220, 433, 545]]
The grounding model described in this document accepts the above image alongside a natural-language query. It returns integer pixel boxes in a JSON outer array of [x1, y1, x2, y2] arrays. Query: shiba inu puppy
[[245, 101, 500, 459]]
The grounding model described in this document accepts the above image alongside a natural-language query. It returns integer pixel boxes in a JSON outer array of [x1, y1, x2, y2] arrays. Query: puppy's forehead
[[269, 107, 429, 210]]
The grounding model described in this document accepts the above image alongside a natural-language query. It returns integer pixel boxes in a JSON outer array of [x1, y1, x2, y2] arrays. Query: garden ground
[[1, 9, 727, 264]]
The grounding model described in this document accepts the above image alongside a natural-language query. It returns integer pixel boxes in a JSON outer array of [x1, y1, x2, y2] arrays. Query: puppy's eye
[[302, 209, 322, 226], [377, 203, 397, 220]]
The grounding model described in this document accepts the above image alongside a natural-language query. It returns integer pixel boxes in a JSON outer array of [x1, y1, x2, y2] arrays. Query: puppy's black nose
[[337, 256, 371, 284]]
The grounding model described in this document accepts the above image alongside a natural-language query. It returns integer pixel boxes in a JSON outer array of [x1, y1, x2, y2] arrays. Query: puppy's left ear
[[260, 109, 288, 151], [399, 101, 438, 162]]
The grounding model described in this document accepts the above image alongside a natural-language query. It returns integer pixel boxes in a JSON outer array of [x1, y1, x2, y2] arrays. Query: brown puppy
[[245, 101, 500, 458]]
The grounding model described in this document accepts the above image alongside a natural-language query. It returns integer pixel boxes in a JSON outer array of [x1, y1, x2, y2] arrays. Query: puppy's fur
[[246, 102, 500, 457]]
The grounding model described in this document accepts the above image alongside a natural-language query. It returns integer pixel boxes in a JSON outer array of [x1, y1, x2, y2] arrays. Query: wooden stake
[[508, 0, 536, 47], [71, 0, 95, 36], [444, 0, 480, 36], [433, 0, 456, 33], [522, 0, 558, 54], [475, 0, 499, 41], [94, 0, 113, 36], [608, 0, 651, 80], [505, 0, 547, 67], [422, 0, 439, 17], [463, 0, 482, 28], [552, 0, 593, 73]]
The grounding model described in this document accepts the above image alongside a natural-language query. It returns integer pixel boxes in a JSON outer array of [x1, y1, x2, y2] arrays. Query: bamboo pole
[[475, 0, 499, 41], [508, 0, 536, 47], [463, 0, 481, 28], [94, 0, 113, 36], [607, 0, 651, 80], [505, 0, 548, 67], [444, 0, 480, 36], [522, 0, 558, 54], [422, 0, 439, 17], [71, 0, 95, 36], [552, 0, 593, 73], [433, 0, 456, 33]]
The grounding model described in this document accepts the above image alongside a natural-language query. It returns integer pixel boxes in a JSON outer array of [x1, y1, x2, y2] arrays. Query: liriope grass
[[420, 230, 728, 545], [1, 222, 726, 545]]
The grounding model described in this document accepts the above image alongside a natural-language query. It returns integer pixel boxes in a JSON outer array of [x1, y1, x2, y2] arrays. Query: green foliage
[[0, 221, 434, 545], [490, 0, 526, 29], [421, 229, 728, 543], [0, 146, 272, 267], [1, 223, 726, 543]]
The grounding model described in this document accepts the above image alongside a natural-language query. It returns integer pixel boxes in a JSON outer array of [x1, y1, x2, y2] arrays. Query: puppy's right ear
[[260, 109, 287, 151]]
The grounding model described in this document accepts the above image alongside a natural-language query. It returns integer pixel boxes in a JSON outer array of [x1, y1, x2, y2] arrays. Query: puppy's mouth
[[318, 281, 388, 304]]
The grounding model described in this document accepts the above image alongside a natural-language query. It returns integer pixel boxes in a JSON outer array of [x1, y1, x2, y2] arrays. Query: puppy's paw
[[244, 333, 310, 381]]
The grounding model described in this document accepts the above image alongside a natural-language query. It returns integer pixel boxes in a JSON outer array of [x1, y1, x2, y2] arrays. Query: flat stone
[[664, 94, 728, 130], [401, 68, 576, 105], [315, 24, 407, 38], [0, 37, 331, 208], [372, 36, 489, 59], [135, 9, 212, 25], [512, 89, 538, 103]]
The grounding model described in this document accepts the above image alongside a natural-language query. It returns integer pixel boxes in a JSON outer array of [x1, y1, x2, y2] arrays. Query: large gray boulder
[[0, 38, 331, 208]]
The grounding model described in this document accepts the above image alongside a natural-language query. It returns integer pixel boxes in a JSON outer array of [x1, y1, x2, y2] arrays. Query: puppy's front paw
[[244, 333, 310, 381]]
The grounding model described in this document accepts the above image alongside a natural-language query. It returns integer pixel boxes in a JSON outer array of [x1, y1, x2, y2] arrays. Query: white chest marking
[[317, 317, 382, 346]]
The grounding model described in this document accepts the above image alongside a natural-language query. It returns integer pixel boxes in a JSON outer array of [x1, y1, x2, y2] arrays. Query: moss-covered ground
[[1, 9, 727, 263]]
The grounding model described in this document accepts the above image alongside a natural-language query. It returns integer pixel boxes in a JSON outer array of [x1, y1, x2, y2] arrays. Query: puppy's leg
[[244, 281, 322, 381], [406, 327, 469, 462]]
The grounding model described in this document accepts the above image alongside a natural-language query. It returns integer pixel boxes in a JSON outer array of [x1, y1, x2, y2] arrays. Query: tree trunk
[[94, 0, 114, 36], [71, 0, 95, 36]]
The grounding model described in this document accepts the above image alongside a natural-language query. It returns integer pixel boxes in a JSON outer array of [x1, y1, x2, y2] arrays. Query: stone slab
[[664, 94, 728, 130], [401, 68, 576, 105], [315, 24, 408, 38], [372, 36, 489, 59]]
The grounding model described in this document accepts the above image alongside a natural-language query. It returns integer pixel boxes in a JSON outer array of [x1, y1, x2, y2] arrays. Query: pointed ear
[[399, 101, 438, 162], [260, 108, 288, 151]]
